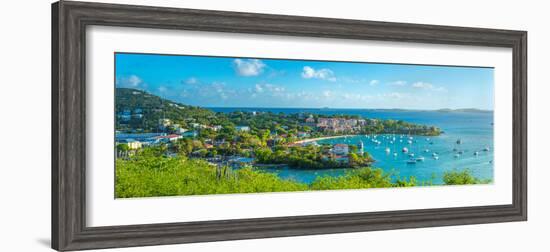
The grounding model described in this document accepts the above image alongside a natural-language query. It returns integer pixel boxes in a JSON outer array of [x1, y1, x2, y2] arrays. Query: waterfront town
[[117, 115, 371, 167], [115, 88, 440, 169]]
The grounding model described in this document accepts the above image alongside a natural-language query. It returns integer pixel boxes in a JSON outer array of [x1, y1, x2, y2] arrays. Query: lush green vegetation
[[114, 88, 489, 198], [116, 88, 442, 169], [310, 168, 416, 190], [442, 169, 492, 185], [116, 148, 308, 197], [116, 88, 441, 137], [116, 88, 222, 132], [254, 145, 374, 169], [116, 150, 413, 198], [115, 150, 487, 198]]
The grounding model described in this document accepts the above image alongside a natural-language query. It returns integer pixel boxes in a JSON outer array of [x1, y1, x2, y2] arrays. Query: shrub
[[443, 169, 491, 185]]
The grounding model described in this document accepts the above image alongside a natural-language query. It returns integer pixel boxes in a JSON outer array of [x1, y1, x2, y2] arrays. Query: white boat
[[409, 153, 415, 158], [434, 156, 439, 160], [385, 147, 391, 153], [432, 152, 438, 157], [424, 149, 430, 153], [406, 158, 417, 164], [402, 147, 409, 153], [474, 151, 479, 156], [393, 152, 398, 157], [426, 138, 430, 141], [483, 146, 490, 151], [454, 154, 460, 158], [407, 140, 413, 144], [416, 156, 425, 162]]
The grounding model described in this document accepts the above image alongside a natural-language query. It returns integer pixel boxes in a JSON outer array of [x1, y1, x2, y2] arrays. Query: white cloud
[[389, 80, 407, 86], [369, 80, 379, 86], [254, 84, 264, 93], [233, 59, 266, 76], [212, 82, 233, 100], [322, 90, 332, 98], [117, 75, 143, 88], [434, 86, 447, 92], [342, 93, 360, 100], [301, 66, 336, 82], [185, 77, 198, 84], [341, 93, 374, 101], [378, 92, 407, 100], [254, 83, 285, 93], [411, 82, 447, 92], [412, 81, 433, 89]]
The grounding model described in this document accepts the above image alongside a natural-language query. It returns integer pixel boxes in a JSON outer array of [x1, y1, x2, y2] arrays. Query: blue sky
[[115, 53, 494, 110]]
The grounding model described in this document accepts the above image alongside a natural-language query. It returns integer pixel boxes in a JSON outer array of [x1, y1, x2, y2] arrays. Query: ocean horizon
[[206, 106, 493, 113]]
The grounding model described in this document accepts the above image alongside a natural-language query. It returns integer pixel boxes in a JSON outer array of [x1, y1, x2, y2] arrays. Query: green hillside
[[115, 88, 223, 132]]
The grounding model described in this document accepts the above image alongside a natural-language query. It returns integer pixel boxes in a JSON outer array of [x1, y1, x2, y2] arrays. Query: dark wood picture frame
[[52, 1, 527, 251]]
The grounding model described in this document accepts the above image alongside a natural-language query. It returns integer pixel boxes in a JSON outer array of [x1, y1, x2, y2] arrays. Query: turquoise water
[[211, 108, 494, 184]]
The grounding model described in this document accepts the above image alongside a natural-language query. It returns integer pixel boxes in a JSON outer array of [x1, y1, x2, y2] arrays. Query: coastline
[[293, 135, 356, 144]]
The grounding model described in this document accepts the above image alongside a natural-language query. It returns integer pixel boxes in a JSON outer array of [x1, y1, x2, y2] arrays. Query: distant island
[[435, 108, 493, 113]]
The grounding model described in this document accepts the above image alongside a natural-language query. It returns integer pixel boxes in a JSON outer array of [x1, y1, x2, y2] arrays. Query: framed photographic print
[[52, 1, 527, 251]]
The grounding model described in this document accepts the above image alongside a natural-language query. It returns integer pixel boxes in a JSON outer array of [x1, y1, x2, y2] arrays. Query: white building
[[155, 134, 182, 143], [120, 139, 142, 150], [236, 126, 250, 132], [332, 144, 349, 155]]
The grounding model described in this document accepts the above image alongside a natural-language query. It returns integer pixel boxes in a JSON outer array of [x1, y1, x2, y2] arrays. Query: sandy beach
[[292, 135, 355, 145]]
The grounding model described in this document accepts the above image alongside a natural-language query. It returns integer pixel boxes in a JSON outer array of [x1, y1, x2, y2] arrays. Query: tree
[[348, 153, 360, 165], [363, 152, 373, 162], [443, 169, 482, 185], [117, 143, 129, 152], [197, 149, 208, 158], [254, 148, 273, 163], [259, 129, 270, 142]]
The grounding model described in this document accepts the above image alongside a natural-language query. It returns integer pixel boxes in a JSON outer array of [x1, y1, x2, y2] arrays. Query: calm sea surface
[[210, 108, 494, 185]]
